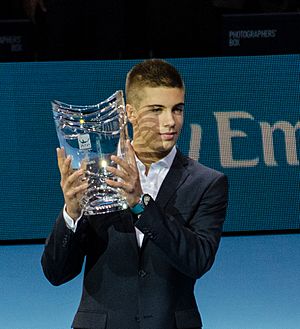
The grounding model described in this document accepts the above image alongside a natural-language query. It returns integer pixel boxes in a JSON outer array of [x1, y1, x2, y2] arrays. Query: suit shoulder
[[184, 156, 226, 181], [184, 155, 222, 175]]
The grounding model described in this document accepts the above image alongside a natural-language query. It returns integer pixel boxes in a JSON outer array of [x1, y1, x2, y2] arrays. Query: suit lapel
[[141, 150, 189, 249], [155, 150, 189, 209]]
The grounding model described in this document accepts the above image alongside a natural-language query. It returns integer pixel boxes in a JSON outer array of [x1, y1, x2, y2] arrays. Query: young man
[[42, 59, 228, 329]]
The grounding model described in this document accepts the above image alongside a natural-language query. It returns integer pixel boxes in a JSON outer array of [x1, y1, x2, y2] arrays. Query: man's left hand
[[106, 140, 143, 208]]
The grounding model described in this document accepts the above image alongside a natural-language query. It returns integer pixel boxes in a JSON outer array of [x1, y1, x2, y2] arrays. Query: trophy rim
[[51, 90, 124, 114]]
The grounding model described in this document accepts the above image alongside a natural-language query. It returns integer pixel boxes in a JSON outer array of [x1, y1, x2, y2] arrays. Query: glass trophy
[[52, 90, 128, 215]]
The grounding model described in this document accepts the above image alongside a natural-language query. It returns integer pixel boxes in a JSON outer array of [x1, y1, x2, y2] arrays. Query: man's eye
[[151, 108, 162, 113], [173, 107, 184, 114]]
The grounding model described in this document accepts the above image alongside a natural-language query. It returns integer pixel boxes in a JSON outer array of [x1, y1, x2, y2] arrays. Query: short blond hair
[[125, 59, 185, 106]]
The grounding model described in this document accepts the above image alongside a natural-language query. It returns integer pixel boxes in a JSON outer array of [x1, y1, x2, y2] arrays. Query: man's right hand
[[57, 148, 88, 221]]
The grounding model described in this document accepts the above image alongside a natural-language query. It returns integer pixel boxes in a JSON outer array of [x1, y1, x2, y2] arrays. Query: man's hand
[[23, 0, 47, 23], [57, 148, 88, 220], [106, 140, 143, 208]]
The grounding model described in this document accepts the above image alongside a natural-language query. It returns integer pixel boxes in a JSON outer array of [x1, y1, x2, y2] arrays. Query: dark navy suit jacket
[[42, 150, 228, 329]]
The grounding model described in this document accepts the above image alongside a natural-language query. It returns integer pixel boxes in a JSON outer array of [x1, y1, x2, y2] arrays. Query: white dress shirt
[[64, 146, 177, 248]]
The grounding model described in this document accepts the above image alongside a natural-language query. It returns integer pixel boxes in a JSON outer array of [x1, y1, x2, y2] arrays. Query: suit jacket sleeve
[[41, 210, 87, 286], [135, 164, 228, 280]]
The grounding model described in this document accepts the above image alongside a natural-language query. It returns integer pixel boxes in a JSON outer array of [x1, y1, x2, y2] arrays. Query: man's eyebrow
[[142, 104, 165, 109], [173, 102, 185, 107], [141, 102, 185, 109]]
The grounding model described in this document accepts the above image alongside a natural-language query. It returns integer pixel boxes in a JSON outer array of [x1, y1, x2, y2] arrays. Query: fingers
[[62, 168, 88, 214], [62, 156, 72, 176], [57, 147, 73, 178], [56, 147, 87, 193], [105, 178, 134, 193], [56, 147, 88, 217], [111, 142, 137, 174], [108, 154, 139, 188], [110, 156, 131, 177], [64, 178, 88, 200], [106, 141, 143, 207], [125, 139, 137, 166], [56, 147, 66, 170], [106, 165, 128, 181], [80, 158, 88, 171], [63, 169, 85, 189], [105, 178, 123, 190]]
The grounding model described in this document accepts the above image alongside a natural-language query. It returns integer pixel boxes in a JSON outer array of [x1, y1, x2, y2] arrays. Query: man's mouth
[[160, 132, 177, 140]]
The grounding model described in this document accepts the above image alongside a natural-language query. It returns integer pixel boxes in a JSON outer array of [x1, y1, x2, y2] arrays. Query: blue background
[[0, 55, 299, 240]]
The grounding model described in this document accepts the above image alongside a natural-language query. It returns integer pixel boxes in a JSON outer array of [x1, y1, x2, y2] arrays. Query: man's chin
[[134, 139, 176, 156], [156, 141, 176, 153]]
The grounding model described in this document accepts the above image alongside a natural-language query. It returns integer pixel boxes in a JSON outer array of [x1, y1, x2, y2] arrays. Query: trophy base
[[82, 198, 128, 215], [80, 171, 128, 215], [83, 202, 128, 215]]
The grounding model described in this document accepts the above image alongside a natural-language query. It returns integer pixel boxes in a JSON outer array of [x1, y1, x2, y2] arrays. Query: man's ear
[[126, 104, 137, 125]]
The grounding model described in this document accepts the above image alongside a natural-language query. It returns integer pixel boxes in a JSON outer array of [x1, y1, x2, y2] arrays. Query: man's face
[[127, 86, 184, 159]]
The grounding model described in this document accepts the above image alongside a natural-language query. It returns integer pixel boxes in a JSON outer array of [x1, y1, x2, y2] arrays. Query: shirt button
[[138, 269, 147, 278]]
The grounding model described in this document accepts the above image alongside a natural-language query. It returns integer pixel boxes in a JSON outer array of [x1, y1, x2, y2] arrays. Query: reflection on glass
[[52, 90, 128, 215]]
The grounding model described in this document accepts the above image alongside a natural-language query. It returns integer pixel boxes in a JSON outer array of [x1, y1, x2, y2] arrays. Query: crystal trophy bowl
[[52, 90, 128, 215]]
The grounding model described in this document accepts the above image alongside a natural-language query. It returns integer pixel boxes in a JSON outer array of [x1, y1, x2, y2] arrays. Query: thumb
[[125, 139, 136, 166]]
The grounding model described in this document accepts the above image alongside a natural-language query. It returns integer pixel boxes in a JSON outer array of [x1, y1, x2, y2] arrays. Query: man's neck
[[135, 152, 166, 174]]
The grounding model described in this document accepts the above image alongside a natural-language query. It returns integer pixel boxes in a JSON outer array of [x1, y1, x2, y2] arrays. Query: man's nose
[[162, 110, 176, 127]]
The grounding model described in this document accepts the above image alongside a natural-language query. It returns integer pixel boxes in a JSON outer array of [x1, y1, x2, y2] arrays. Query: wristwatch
[[130, 194, 151, 215]]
